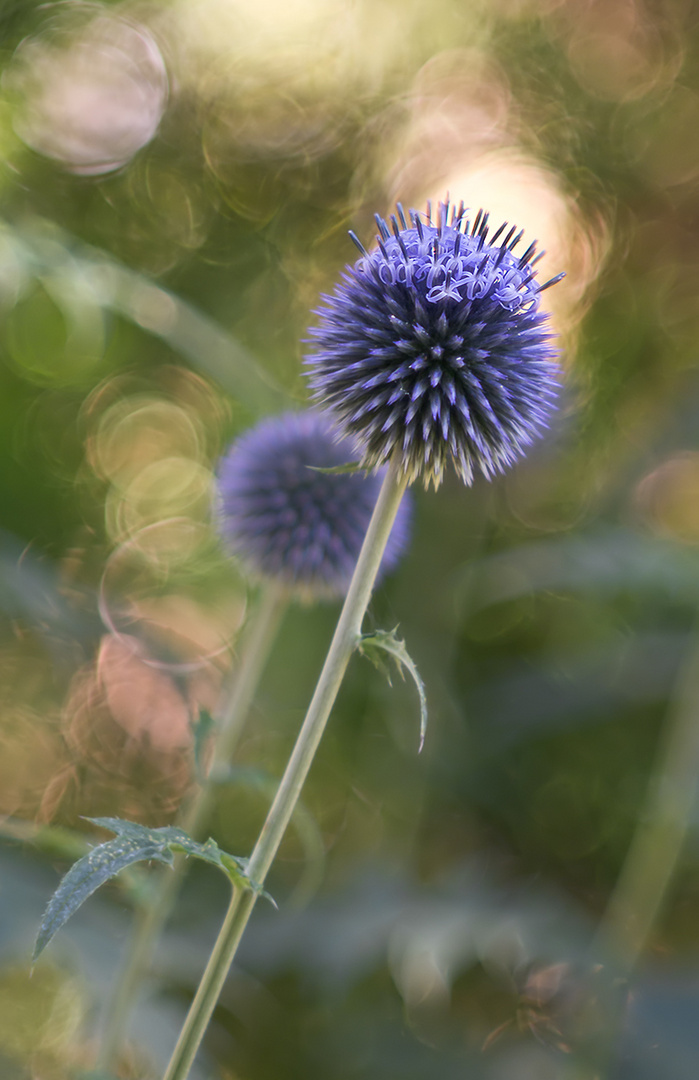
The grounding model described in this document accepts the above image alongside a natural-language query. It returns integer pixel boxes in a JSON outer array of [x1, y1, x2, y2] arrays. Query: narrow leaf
[[191, 707, 216, 782], [358, 628, 428, 751], [306, 462, 364, 475]]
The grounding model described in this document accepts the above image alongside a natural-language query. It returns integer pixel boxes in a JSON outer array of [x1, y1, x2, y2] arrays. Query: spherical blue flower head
[[306, 201, 564, 489], [216, 410, 412, 599]]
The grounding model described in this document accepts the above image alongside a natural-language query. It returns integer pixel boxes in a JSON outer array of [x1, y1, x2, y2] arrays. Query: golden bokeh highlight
[[550, 0, 684, 103], [0, 703, 67, 820], [634, 454, 699, 545], [83, 371, 225, 564], [98, 519, 247, 673], [160, 0, 490, 178], [380, 49, 609, 348], [105, 456, 213, 543], [89, 396, 205, 487], [425, 151, 608, 340], [0, 966, 84, 1068]]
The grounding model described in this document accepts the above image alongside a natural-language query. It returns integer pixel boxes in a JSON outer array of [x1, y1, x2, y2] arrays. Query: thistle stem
[[595, 620, 699, 969], [96, 582, 287, 1072], [161, 459, 409, 1080]]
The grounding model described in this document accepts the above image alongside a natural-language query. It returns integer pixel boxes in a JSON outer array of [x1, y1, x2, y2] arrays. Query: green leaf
[[306, 462, 365, 475], [358, 628, 428, 751], [33, 817, 266, 961]]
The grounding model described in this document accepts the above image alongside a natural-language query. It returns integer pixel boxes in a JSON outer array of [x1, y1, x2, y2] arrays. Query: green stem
[[595, 622, 699, 969], [162, 459, 409, 1080], [96, 582, 287, 1072]]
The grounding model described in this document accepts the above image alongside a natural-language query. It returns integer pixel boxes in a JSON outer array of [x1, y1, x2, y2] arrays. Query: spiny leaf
[[33, 817, 266, 961], [358, 628, 428, 751], [34, 832, 171, 961]]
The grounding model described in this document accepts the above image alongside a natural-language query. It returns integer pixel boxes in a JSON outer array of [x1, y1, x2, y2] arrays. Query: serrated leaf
[[34, 817, 266, 960], [306, 461, 364, 475], [34, 835, 171, 961], [358, 628, 428, 751]]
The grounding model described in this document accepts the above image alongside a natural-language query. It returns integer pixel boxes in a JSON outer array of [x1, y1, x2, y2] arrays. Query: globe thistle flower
[[216, 410, 411, 599], [306, 201, 563, 489]]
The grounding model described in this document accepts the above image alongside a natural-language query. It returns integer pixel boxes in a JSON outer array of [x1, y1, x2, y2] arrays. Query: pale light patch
[[634, 453, 699, 545], [421, 152, 609, 346], [6, 9, 168, 174]]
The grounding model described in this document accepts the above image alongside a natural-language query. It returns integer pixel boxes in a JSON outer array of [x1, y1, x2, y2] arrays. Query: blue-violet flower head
[[305, 201, 563, 489], [216, 410, 411, 599]]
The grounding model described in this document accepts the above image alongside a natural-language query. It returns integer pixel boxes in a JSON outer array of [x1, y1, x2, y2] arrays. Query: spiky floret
[[216, 410, 411, 600], [305, 201, 563, 489]]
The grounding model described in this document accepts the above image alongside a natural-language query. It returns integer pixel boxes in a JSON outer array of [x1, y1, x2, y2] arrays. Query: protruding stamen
[[472, 209, 483, 236], [396, 203, 408, 229], [348, 231, 368, 255], [537, 271, 566, 292], [519, 241, 537, 266], [490, 221, 507, 245], [374, 214, 391, 240], [508, 229, 524, 251]]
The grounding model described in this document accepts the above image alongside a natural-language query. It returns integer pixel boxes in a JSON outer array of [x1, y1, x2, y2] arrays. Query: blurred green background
[[1, 0, 699, 1077]]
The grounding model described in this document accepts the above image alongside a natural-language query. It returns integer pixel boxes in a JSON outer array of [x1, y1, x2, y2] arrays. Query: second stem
[[162, 458, 409, 1080]]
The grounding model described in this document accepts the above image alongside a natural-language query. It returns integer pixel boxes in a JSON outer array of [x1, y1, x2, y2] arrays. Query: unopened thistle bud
[[217, 410, 411, 599]]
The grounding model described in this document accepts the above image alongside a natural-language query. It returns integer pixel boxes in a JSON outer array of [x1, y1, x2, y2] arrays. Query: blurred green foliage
[[1, 0, 699, 1078]]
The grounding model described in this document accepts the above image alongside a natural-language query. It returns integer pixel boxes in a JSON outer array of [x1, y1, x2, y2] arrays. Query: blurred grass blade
[[4, 218, 289, 415]]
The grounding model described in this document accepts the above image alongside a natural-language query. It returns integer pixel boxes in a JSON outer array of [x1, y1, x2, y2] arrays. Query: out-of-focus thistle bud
[[216, 410, 411, 600]]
